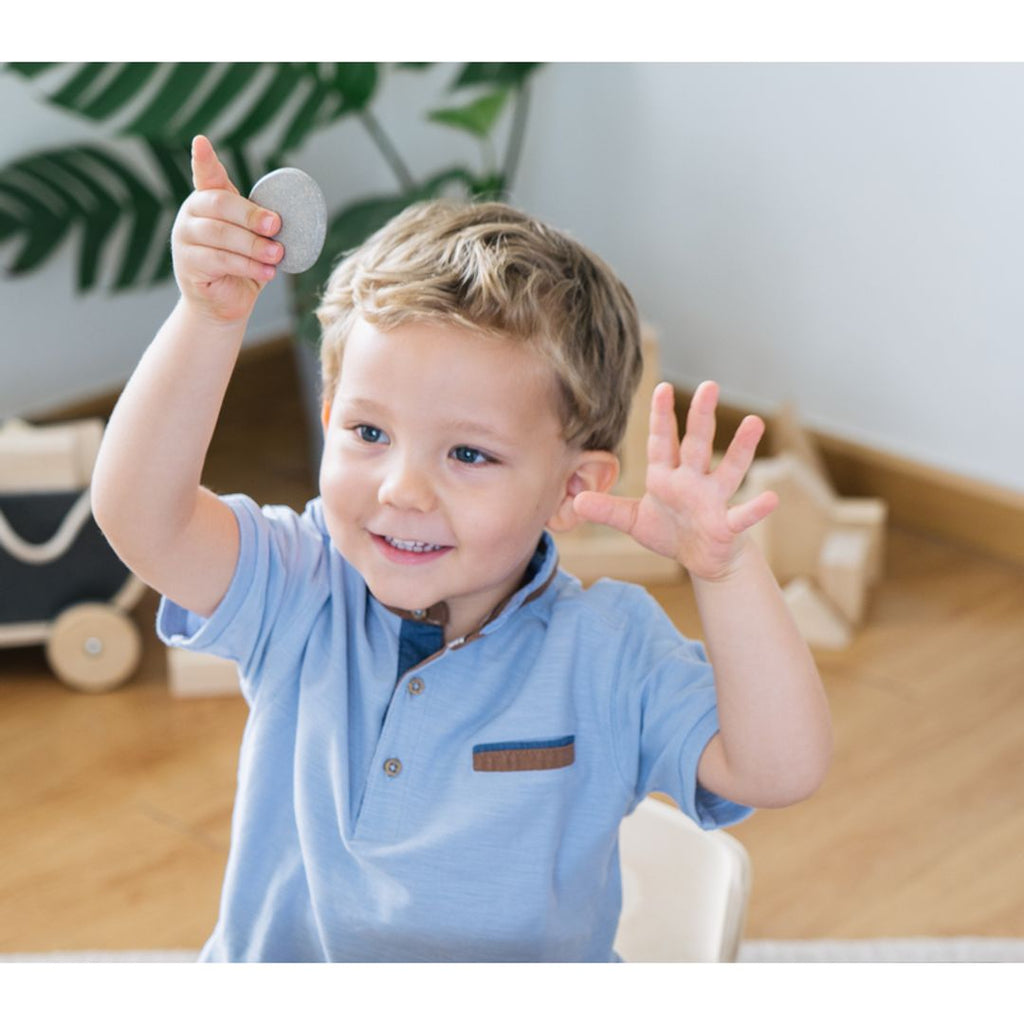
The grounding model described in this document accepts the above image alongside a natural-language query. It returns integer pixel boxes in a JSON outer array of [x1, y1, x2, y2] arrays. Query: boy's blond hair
[[315, 199, 643, 453]]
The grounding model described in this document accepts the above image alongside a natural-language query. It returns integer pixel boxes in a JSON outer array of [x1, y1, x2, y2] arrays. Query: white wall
[[513, 63, 1024, 492], [3, 64, 1022, 492]]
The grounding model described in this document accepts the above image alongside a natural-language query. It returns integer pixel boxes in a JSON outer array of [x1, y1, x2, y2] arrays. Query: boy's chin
[[372, 588, 441, 616], [362, 574, 449, 618]]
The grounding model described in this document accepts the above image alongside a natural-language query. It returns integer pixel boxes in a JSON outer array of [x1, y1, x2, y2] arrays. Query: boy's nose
[[377, 457, 437, 513]]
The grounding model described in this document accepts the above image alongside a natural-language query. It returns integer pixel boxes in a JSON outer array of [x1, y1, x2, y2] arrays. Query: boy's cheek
[[318, 458, 352, 511]]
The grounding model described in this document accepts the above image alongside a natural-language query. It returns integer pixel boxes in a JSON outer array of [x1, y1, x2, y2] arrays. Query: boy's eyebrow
[[339, 396, 389, 418], [438, 417, 514, 445]]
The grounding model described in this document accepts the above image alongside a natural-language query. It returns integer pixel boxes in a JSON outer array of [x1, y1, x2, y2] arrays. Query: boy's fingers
[[647, 382, 681, 469], [715, 414, 766, 494], [726, 489, 778, 534], [179, 214, 284, 266], [191, 134, 238, 195], [183, 245, 278, 285], [678, 380, 718, 473], [187, 189, 281, 238], [573, 491, 639, 537]]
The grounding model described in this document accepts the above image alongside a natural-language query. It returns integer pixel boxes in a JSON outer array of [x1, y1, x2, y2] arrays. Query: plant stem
[[358, 109, 416, 193], [502, 82, 532, 192], [482, 136, 497, 185]]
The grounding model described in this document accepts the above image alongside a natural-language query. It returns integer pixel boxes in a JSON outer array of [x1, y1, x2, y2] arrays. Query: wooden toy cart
[[0, 418, 146, 692]]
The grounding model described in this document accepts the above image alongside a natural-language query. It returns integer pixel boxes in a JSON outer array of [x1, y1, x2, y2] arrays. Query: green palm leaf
[[172, 64, 264, 143], [5, 63, 380, 159], [452, 64, 541, 90], [0, 173, 71, 274], [77, 64, 162, 121], [428, 89, 510, 140], [122, 63, 218, 136], [0, 143, 191, 291], [0, 62, 390, 293]]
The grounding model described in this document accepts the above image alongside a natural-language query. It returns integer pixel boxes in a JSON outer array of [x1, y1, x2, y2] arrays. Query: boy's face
[[319, 317, 614, 640]]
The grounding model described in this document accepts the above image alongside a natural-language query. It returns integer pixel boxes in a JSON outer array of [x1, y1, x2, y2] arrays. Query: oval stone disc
[[249, 167, 327, 274]]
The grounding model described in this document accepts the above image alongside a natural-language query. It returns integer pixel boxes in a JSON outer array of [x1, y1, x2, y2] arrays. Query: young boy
[[92, 136, 831, 962]]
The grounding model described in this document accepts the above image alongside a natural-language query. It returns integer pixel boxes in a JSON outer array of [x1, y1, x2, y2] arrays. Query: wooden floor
[[2, 342, 1023, 953]]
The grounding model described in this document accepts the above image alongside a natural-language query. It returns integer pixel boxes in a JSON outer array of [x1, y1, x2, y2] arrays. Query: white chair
[[614, 795, 752, 962]]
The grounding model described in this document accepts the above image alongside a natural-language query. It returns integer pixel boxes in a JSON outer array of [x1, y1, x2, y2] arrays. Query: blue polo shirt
[[157, 495, 751, 962]]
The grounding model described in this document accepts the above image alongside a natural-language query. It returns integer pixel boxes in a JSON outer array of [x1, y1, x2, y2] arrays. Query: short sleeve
[[156, 494, 331, 704], [606, 586, 752, 830]]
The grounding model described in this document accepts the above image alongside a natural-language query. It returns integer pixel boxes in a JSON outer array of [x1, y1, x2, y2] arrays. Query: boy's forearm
[[692, 541, 832, 807], [92, 299, 245, 565]]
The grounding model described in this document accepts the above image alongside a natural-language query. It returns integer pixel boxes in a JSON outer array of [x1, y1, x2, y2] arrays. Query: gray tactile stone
[[248, 167, 327, 274]]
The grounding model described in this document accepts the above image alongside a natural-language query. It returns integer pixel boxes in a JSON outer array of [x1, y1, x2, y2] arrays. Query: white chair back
[[614, 796, 752, 962]]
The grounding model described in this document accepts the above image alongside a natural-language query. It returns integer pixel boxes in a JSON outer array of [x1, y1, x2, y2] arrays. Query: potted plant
[[0, 62, 543, 437]]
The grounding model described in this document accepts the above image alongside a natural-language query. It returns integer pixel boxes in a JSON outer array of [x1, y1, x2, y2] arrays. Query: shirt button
[[383, 757, 403, 777], [408, 676, 425, 695]]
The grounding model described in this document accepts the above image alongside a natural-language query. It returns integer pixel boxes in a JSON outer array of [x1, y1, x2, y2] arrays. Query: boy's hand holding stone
[[573, 381, 779, 582], [170, 135, 283, 326]]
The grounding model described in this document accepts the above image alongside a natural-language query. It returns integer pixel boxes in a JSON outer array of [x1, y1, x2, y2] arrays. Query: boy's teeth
[[385, 536, 444, 553]]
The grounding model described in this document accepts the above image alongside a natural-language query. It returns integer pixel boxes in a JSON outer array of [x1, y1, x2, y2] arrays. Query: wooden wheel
[[45, 603, 142, 693]]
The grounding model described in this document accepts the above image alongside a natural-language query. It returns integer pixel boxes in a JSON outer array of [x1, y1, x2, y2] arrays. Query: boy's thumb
[[190, 135, 237, 194], [572, 491, 639, 537]]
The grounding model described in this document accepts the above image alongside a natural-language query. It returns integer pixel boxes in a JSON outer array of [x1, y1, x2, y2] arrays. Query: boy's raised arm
[[573, 380, 832, 808], [91, 136, 283, 618]]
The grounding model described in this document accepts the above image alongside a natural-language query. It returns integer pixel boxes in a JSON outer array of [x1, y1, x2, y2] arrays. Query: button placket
[[375, 659, 435, 792], [378, 675, 424, 783], [355, 693, 420, 839]]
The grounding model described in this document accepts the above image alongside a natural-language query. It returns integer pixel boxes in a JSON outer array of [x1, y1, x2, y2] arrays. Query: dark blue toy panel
[[0, 490, 131, 625]]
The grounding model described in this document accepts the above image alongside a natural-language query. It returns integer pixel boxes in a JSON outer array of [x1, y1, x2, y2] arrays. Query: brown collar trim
[[383, 600, 449, 627], [461, 554, 560, 643], [522, 556, 559, 609]]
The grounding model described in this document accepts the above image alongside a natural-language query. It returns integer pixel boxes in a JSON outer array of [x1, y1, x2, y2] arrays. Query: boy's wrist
[[174, 295, 251, 340], [686, 536, 759, 588]]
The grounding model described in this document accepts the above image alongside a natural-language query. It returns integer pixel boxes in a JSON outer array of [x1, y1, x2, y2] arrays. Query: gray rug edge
[[1, 938, 1022, 963]]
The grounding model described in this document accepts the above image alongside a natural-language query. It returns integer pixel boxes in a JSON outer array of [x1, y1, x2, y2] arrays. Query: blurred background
[[2, 62, 1022, 492]]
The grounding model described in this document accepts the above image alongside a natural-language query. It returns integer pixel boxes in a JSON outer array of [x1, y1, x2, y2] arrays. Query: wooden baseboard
[[31, 335, 296, 426], [814, 433, 1024, 567], [674, 387, 1024, 568]]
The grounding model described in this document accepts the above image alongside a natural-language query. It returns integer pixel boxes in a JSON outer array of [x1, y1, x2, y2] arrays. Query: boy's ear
[[547, 451, 620, 533], [321, 399, 332, 433]]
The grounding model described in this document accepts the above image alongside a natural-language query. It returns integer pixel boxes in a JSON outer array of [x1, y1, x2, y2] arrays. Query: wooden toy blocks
[[166, 647, 241, 699], [738, 407, 887, 650]]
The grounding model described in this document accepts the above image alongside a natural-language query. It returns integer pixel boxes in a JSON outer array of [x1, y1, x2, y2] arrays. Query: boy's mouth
[[370, 532, 453, 563], [383, 535, 446, 553]]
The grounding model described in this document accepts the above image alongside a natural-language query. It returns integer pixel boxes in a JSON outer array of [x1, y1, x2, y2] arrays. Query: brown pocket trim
[[472, 735, 575, 772]]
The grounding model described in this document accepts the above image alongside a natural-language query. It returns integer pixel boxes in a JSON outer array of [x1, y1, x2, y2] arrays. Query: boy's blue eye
[[451, 445, 490, 465], [355, 424, 387, 444]]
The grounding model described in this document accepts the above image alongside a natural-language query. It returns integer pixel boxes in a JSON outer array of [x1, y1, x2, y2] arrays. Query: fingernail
[[261, 213, 279, 234]]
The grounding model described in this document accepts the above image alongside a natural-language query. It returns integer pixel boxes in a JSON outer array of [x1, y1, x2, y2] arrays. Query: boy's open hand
[[170, 135, 283, 325], [573, 381, 779, 582]]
